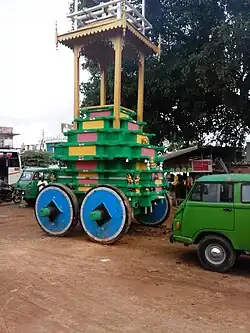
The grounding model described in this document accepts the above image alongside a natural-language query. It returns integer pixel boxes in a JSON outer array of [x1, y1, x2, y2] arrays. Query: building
[[0, 126, 19, 148], [21, 143, 41, 151], [45, 136, 67, 153], [44, 123, 73, 153], [21, 123, 73, 153], [163, 145, 243, 175]]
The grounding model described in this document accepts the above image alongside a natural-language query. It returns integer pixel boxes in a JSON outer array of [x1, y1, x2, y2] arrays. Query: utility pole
[[40, 129, 44, 151]]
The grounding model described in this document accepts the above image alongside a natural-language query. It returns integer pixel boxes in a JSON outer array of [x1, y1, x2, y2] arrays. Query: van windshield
[[20, 171, 33, 181]]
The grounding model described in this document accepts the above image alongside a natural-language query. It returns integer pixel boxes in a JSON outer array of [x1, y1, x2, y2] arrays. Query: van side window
[[190, 183, 233, 203], [190, 184, 202, 201], [241, 184, 250, 203]]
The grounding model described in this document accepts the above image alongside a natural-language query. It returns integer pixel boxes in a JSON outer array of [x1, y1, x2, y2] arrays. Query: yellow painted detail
[[120, 112, 129, 118], [69, 146, 96, 156], [121, 106, 136, 114], [136, 162, 147, 170], [78, 172, 98, 178], [137, 135, 148, 144], [83, 120, 104, 129], [155, 179, 163, 185], [78, 186, 91, 192]]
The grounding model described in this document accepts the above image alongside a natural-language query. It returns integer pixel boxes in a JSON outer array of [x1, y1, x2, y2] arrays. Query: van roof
[[196, 174, 250, 183]]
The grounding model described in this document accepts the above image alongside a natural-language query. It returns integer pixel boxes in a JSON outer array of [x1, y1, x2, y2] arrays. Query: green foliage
[[72, 0, 250, 147], [21, 151, 56, 168]]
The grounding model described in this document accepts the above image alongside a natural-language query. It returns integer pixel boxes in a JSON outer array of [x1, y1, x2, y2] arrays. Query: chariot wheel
[[135, 195, 170, 226], [80, 185, 132, 244], [34, 183, 78, 236]]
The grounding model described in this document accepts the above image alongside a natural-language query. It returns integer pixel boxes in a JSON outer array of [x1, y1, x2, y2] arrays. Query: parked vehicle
[[0, 149, 22, 185], [0, 185, 14, 203], [170, 173, 250, 273], [15, 167, 59, 206]]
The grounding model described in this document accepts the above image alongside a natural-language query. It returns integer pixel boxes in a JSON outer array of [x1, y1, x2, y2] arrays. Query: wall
[[0, 137, 14, 148]]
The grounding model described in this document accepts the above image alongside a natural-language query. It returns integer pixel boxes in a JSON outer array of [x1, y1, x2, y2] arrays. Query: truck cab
[[171, 174, 250, 272], [15, 167, 58, 205]]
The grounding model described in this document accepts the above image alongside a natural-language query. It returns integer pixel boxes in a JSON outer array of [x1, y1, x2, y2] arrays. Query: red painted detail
[[90, 111, 111, 118], [79, 179, 98, 185], [128, 122, 139, 130], [141, 148, 155, 158], [156, 187, 162, 193], [75, 161, 98, 170], [77, 132, 97, 142]]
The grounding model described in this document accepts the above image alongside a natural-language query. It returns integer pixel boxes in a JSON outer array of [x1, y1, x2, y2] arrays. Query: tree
[[71, 0, 250, 147], [21, 151, 56, 168]]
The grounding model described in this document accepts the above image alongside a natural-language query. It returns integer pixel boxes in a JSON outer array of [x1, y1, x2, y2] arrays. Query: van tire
[[198, 235, 236, 273]]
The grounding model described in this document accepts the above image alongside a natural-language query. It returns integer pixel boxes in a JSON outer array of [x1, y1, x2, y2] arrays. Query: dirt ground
[[1, 204, 250, 333]]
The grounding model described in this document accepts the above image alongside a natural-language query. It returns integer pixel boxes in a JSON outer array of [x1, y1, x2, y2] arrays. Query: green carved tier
[[53, 105, 167, 214]]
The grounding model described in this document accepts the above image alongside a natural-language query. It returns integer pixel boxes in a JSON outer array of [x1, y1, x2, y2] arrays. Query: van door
[[181, 182, 235, 239], [234, 183, 250, 251]]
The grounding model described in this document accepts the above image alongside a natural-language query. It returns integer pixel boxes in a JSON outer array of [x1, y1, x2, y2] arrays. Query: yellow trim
[[112, 35, 123, 128], [137, 134, 148, 144], [155, 179, 163, 185], [137, 52, 145, 122], [121, 106, 136, 114], [78, 186, 91, 192], [57, 18, 123, 46], [82, 104, 113, 110], [57, 19, 159, 54], [74, 46, 80, 124], [81, 104, 136, 114], [83, 120, 104, 129], [100, 62, 107, 106], [78, 172, 98, 178], [69, 146, 96, 156], [136, 162, 147, 171], [120, 112, 129, 118], [126, 22, 160, 54]]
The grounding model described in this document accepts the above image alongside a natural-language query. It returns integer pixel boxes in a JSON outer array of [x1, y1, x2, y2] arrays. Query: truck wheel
[[198, 235, 236, 273]]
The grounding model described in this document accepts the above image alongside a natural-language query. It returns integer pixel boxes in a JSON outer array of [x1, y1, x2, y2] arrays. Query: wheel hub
[[40, 201, 61, 222], [205, 244, 226, 265], [89, 203, 111, 226]]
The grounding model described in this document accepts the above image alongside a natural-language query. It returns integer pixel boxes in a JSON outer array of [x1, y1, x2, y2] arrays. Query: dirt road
[[0, 204, 250, 333]]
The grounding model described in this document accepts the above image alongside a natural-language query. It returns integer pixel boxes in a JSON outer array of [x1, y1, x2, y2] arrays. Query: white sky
[[0, 0, 89, 147]]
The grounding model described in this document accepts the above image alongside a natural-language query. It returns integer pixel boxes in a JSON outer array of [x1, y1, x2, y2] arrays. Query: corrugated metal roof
[[162, 146, 198, 160]]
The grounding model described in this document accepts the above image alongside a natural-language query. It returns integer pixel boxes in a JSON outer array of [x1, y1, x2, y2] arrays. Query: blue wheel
[[136, 195, 170, 226], [35, 184, 78, 236], [80, 185, 132, 244]]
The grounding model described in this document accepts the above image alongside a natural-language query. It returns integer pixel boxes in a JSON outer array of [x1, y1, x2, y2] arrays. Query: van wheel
[[198, 235, 236, 273]]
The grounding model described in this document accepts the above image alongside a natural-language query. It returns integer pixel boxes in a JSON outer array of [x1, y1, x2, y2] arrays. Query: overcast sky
[[0, 0, 89, 147]]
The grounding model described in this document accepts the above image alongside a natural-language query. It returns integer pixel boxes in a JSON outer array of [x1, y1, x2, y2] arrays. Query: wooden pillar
[[113, 36, 123, 128], [74, 46, 80, 127], [137, 52, 145, 123], [100, 62, 107, 106]]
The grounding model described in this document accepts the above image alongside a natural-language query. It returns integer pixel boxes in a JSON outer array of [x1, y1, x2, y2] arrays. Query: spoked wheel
[[198, 235, 236, 273], [35, 183, 78, 236], [135, 195, 170, 226], [80, 185, 132, 244]]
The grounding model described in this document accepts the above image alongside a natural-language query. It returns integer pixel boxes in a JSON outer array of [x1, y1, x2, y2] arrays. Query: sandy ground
[[0, 204, 250, 333]]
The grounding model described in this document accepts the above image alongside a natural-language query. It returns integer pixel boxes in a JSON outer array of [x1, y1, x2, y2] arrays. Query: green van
[[170, 174, 250, 273], [15, 167, 59, 205]]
